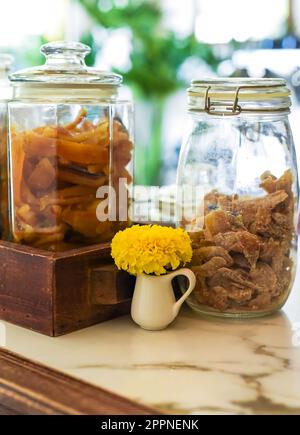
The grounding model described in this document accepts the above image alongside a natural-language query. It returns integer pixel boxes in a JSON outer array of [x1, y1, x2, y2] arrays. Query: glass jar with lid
[[177, 78, 298, 318], [0, 54, 13, 239], [8, 42, 133, 251]]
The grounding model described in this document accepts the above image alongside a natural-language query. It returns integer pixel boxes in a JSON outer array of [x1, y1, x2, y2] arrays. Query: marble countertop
[[1, 272, 300, 415]]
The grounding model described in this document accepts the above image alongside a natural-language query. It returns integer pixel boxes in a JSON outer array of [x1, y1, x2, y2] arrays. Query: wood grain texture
[[0, 241, 134, 336], [53, 245, 134, 336], [0, 348, 159, 415], [0, 241, 54, 335]]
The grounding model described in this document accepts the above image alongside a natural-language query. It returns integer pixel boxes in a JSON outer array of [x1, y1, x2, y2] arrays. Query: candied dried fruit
[[260, 169, 293, 197], [204, 210, 245, 239], [189, 170, 294, 313], [227, 287, 252, 304], [192, 257, 227, 277], [195, 285, 229, 311], [204, 210, 232, 238], [10, 109, 133, 250], [214, 231, 260, 270], [231, 253, 251, 269], [249, 262, 277, 294], [235, 190, 288, 229], [191, 246, 233, 267], [208, 267, 257, 290]]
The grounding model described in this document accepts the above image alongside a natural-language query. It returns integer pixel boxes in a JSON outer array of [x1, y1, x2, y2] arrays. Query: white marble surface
[[1, 272, 300, 415]]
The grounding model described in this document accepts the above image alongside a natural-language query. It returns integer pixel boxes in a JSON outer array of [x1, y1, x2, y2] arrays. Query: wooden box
[[0, 240, 135, 336]]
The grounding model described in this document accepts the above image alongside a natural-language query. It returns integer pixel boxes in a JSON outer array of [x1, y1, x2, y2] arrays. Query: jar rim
[[188, 77, 291, 115], [190, 77, 287, 88]]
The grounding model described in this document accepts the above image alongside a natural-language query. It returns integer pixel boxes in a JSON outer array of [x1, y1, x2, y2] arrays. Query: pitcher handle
[[168, 268, 196, 317]]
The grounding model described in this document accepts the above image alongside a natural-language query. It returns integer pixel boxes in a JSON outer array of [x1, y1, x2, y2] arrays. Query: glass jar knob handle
[[40, 41, 91, 67]]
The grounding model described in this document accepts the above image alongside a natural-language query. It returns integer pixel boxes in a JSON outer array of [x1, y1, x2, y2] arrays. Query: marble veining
[[1, 270, 300, 414]]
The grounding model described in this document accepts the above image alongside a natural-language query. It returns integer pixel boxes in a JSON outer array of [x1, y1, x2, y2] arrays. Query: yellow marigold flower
[[111, 225, 192, 276]]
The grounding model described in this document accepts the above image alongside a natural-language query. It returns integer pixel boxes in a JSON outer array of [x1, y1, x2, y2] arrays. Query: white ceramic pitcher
[[131, 268, 196, 330]]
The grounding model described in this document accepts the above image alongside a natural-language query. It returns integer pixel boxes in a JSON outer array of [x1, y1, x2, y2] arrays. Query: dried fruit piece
[[192, 257, 227, 277], [249, 262, 277, 294], [214, 231, 260, 270], [191, 246, 233, 267], [56, 138, 109, 165], [17, 204, 38, 226], [235, 190, 288, 228], [189, 230, 214, 249], [203, 286, 229, 311], [231, 253, 250, 269], [227, 286, 252, 303], [204, 191, 238, 214], [64, 108, 87, 130], [260, 171, 277, 193], [209, 267, 257, 290], [260, 169, 293, 198], [204, 210, 232, 238], [57, 166, 107, 188], [248, 294, 272, 310], [27, 158, 56, 192], [24, 131, 57, 158]]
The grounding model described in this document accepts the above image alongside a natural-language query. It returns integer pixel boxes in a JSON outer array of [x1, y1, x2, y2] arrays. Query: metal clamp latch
[[204, 85, 242, 116]]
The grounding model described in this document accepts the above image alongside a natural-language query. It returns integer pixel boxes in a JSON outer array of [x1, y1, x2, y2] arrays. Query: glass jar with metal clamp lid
[[177, 78, 298, 318]]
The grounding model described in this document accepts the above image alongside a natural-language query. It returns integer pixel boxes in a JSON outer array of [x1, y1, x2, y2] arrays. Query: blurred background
[[1, 0, 300, 185]]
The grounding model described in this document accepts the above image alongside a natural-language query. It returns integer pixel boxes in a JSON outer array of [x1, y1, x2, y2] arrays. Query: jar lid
[[10, 41, 122, 86], [188, 78, 291, 115]]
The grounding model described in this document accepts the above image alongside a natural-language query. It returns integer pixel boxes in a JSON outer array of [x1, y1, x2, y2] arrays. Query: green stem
[[147, 96, 165, 185], [134, 96, 165, 186]]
